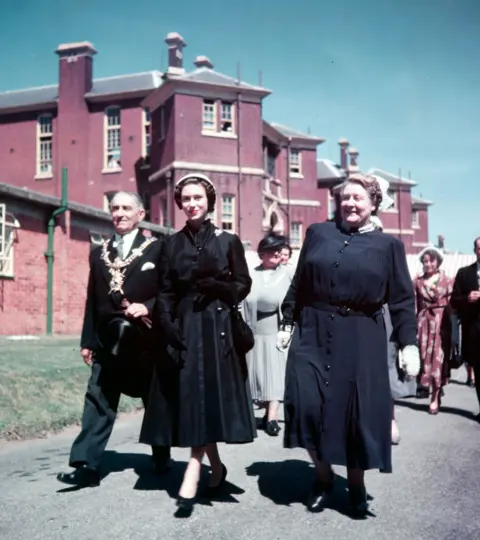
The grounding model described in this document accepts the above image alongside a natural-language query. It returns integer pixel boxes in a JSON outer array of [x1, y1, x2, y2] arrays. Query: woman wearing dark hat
[[139, 173, 256, 515], [242, 232, 292, 436]]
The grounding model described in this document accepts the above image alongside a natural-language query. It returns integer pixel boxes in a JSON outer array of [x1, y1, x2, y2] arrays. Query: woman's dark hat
[[257, 233, 287, 253]]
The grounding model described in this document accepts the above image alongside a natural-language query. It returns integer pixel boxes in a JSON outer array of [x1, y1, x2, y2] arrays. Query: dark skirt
[[139, 295, 257, 448], [283, 304, 392, 473]]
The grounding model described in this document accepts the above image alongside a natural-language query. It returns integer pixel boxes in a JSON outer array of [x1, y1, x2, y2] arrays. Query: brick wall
[[0, 196, 113, 336]]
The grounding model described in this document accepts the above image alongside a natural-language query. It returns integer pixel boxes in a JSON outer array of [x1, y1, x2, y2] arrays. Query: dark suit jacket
[[450, 262, 480, 363], [80, 230, 164, 351]]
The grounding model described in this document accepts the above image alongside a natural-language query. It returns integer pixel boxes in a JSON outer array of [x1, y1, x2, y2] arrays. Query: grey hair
[[109, 191, 145, 211]]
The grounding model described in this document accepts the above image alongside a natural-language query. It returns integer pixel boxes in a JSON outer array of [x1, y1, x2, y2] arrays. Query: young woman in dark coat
[[276, 173, 420, 517], [140, 173, 256, 515]]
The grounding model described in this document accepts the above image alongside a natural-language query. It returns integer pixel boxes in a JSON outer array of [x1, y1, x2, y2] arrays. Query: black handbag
[[230, 306, 255, 354]]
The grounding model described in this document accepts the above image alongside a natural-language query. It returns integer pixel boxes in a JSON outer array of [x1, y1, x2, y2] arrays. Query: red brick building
[[0, 31, 432, 335]]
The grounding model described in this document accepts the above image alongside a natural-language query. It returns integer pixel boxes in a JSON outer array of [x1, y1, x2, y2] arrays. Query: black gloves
[[197, 277, 237, 305]]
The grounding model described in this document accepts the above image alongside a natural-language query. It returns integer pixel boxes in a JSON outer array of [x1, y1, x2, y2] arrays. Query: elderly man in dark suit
[[57, 191, 170, 488], [451, 236, 480, 421]]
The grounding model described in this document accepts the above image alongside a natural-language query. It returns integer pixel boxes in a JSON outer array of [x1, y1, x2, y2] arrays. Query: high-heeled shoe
[[429, 393, 442, 415], [175, 495, 196, 517], [265, 420, 281, 436], [348, 484, 368, 518], [307, 469, 334, 513], [203, 464, 228, 498]]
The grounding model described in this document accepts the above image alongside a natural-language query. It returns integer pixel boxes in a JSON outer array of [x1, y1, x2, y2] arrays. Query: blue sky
[[1, 0, 479, 252]]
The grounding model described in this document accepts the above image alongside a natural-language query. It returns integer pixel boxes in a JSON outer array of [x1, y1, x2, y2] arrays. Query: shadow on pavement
[[245, 458, 375, 519], [395, 398, 477, 422]]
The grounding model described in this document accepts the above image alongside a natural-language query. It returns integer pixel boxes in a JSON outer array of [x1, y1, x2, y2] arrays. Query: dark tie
[[116, 237, 124, 260]]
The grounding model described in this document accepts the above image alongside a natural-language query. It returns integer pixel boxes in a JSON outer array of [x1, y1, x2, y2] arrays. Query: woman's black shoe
[[203, 464, 228, 498], [307, 472, 334, 513], [416, 387, 429, 399], [175, 495, 195, 517], [265, 420, 281, 436], [348, 484, 368, 518]]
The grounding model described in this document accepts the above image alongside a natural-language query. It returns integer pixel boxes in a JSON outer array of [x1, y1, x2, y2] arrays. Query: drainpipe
[[45, 167, 69, 335], [286, 138, 292, 237]]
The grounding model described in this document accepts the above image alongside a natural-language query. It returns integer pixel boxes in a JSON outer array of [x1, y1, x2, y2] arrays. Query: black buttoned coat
[[140, 220, 257, 448], [281, 221, 417, 472]]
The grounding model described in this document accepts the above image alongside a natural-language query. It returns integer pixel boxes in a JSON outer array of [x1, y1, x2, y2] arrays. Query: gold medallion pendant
[[100, 237, 156, 295]]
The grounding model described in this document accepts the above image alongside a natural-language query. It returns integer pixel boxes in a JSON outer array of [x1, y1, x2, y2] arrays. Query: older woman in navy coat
[[276, 173, 420, 516]]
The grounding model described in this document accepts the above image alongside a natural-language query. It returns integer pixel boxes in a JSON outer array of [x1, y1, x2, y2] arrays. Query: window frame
[[220, 194, 235, 233], [289, 149, 302, 176], [0, 204, 20, 278], [103, 106, 122, 172], [142, 107, 151, 164], [36, 113, 53, 178], [289, 221, 303, 248]]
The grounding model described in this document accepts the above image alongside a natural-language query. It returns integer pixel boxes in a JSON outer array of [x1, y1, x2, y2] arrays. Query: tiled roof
[[0, 84, 58, 110], [317, 159, 346, 181], [0, 71, 163, 111], [270, 122, 324, 142], [368, 168, 417, 186], [177, 67, 269, 93], [406, 253, 476, 279], [85, 71, 163, 97]]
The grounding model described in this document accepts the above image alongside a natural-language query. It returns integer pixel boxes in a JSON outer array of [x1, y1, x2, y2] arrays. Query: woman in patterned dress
[[414, 247, 453, 414]]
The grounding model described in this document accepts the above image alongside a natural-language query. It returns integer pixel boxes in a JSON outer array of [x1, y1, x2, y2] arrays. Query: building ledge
[[101, 167, 122, 175], [34, 174, 53, 181], [201, 130, 237, 140]]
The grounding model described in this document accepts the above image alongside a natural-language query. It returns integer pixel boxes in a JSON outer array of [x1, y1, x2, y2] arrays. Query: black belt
[[257, 309, 278, 321], [304, 301, 383, 318]]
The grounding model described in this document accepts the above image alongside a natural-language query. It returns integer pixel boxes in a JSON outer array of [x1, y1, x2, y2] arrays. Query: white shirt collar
[[113, 228, 139, 258]]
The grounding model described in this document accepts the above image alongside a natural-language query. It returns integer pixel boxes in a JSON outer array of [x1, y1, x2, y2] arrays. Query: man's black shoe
[[56, 466, 101, 487]]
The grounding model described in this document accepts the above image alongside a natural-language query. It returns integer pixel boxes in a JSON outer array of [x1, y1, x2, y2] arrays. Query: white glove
[[276, 325, 293, 351], [399, 345, 420, 378]]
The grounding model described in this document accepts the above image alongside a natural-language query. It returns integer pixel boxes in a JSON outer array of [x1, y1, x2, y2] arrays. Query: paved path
[[1, 369, 479, 540]]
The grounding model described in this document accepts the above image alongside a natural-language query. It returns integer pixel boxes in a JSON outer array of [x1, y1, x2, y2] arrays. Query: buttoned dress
[[139, 220, 257, 448], [281, 221, 417, 472]]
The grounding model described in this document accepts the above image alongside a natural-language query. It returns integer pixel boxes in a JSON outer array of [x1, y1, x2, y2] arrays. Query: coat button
[[220, 332, 225, 337], [324, 381, 329, 387], [329, 314, 335, 321], [331, 280, 336, 287], [327, 331, 333, 338], [217, 307, 222, 311], [334, 262, 339, 268], [344, 240, 349, 245], [325, 365, 331, 371], [339, 249, 344, 253]]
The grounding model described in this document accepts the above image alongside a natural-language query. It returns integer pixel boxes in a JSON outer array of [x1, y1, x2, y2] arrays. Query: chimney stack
[[164, 32, 187, 75], [55, 41, 97, 94], [338, 138, 349, 171], [348, 147, 359, 173], [437, 235, 445, 249], [194, 55, 214, 70]]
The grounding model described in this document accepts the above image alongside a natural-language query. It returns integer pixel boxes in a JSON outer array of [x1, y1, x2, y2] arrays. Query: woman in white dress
[[243, 233, 292, 436]]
